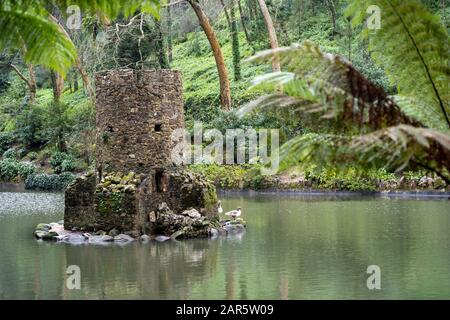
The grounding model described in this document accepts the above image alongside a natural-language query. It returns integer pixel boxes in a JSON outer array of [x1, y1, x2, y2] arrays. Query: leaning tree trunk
[[257, 0, 280, 72], [49, 14, 95, 101], [9, 63, 37, 104], [188, 0, 232, 110], [9, 49, 37, 104], [75, 57, 94, 100]]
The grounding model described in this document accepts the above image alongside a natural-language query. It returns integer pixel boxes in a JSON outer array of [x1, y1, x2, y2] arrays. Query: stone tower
[[95, 69, 184, 176], [64, 69, 218, 236]]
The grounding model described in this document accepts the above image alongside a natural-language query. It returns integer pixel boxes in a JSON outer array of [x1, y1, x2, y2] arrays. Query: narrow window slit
[[155, 170, 164, 193]]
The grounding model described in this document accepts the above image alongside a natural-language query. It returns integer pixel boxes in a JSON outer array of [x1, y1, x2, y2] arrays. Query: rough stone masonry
[[63, 69, 222, 239]]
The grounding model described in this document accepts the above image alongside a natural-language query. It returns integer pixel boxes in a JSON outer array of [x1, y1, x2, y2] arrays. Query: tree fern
[[278, 125, 450, 184], [242, 3, 450, 182], [346, 0, 450, 131], [243, 41, 421, 131]]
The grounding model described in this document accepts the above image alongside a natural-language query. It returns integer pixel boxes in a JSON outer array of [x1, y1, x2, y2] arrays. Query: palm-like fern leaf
[[352, 125, 450, 183], [0, 0, 160, 75], [243, 41, 421, 131], [346, 0, 450, 130], [279, 125, 450, 184], [5, 0, 160, 19], [0, 7, 76, 76]]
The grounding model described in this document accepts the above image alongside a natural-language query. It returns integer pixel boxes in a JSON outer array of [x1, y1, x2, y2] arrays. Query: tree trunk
[[188, 0, 232, 110], [49, 14, 95, 101], [238, 0, 252, 45], [230, 0, 241, 81], [9, 63, 36, 104], [73, 70, 79, 92], [75, 57, 94, 100], [155, 18, 170, 69], [50, 71, 64, 103], [257, 0, 280, 72], [220, 0, 231, 28], [167, 0, 173, 63], [326, 0, 338, 37], [27, 64, 36, 102], [67, 71, 73, 93]]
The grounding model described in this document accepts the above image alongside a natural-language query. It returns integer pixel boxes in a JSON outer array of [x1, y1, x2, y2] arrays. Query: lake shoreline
[[219, 189, 450, 199], [0, 182, 26, 192], [1, 182, 449, 200]]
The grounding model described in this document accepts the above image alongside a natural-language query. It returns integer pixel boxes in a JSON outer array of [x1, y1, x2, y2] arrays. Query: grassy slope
[[171, 29, 269, 123]]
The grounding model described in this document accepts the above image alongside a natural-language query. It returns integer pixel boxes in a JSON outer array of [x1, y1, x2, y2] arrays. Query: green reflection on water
[[0, 192, 449, 299]]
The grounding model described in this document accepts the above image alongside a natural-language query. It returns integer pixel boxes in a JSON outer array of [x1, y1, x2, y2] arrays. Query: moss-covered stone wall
[[95, 69, 184, 175]]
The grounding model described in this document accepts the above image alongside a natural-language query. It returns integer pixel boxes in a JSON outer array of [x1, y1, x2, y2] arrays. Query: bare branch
[[162, 0, 186, 7], [9, 63, 31, 86]]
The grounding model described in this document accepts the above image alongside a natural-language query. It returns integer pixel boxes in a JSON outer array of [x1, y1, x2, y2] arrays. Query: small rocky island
[[35, 69, 245, 244]]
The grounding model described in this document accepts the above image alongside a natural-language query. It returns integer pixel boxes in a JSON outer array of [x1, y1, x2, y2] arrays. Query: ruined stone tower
[[95, 69, 184, 176], [64, 69, 218, 236]]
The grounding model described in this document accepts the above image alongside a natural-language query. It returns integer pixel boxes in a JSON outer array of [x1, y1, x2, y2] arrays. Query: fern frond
[[279, 125, 450, 183], [0, 0, 160, 75], [244, 41, 421, 131], [3, 1, 161, 19], [392, 95, 446, 130], [351, 125, 450, 182], [346, 0, 450, 130], [53, 0, 161, 19], [0, 8, 76, 76], [279, 133, 347, 171]]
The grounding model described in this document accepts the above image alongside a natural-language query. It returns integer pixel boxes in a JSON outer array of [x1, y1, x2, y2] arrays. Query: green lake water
[[0, 191, 449, 299]]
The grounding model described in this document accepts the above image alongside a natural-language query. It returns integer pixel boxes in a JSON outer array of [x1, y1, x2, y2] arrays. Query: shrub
[[25, 172, 75, 191], [17, 148, 28, 158], [0, 158, 36, 181], [18, 162, 36, 179], [50, 152, 76, 173], [61, 158, 76, 173], [0, 159, 20, 181], [15, 105, 46, 148], [189, 163, 269, 190], [0, 132, 14, 153], [2, 148, 17, 160]]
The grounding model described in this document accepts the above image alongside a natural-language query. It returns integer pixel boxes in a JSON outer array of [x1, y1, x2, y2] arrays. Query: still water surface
[[0, 191, 449, 299]]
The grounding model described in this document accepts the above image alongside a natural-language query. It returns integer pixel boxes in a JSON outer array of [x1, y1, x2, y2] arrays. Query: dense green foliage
[[347, 0, 450, 130], [0, 0, 449, 190], [0, 0, 160, 75], [241, 0, 450, 183], [25, 172, 75, 191], [0, 147, 35, 182]]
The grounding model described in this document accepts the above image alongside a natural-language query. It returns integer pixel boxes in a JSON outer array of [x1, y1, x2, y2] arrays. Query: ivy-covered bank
[[189, 164, 450, 193], [2, 162, 449, 193]]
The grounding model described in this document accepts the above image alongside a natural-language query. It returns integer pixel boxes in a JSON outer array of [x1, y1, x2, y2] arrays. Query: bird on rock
[[225, 207, 242, 220]]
